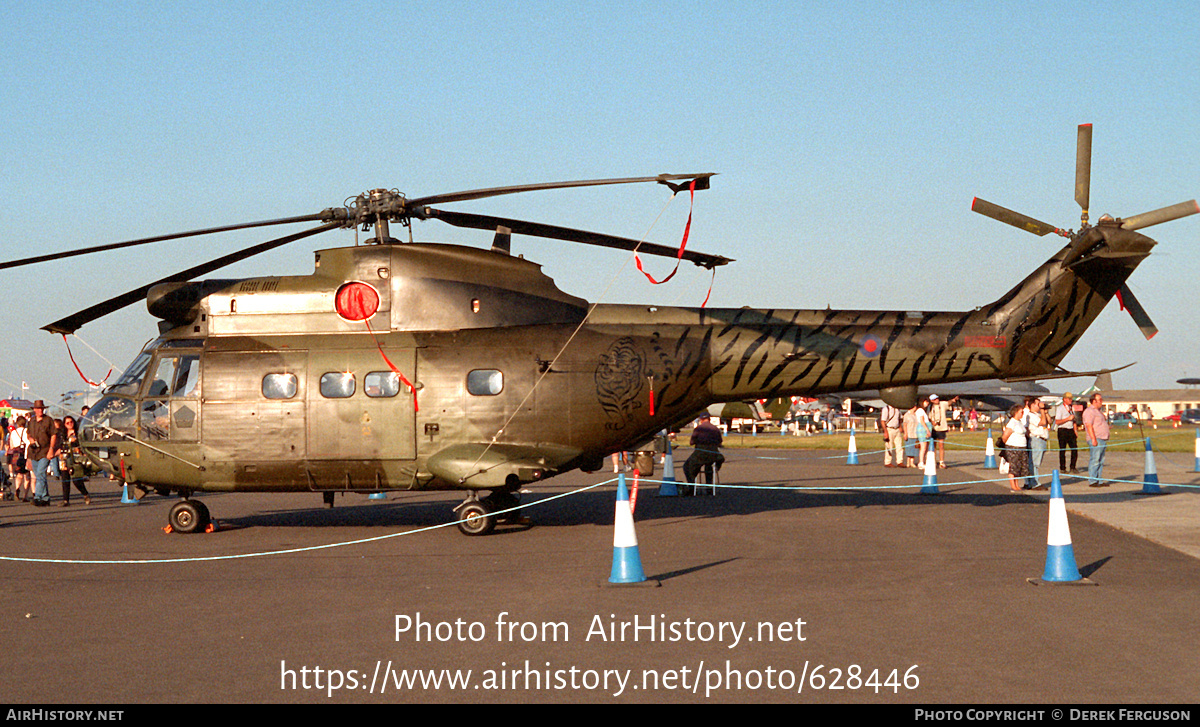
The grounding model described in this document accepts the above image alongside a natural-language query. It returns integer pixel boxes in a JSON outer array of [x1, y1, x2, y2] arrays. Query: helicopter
[[3, 125, 1195, 536]]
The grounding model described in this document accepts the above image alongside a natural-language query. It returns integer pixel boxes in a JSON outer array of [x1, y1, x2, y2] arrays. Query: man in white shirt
[[1054, 392, 1079, 473], [881, 403, 903, 467]]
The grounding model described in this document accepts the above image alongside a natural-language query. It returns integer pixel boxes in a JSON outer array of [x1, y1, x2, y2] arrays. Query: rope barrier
[[3, 436, 1196, 566], [0, 480, 609, 565]]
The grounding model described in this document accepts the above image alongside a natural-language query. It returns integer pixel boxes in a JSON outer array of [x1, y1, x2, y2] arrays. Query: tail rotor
[[971, 123, 1196, 340]]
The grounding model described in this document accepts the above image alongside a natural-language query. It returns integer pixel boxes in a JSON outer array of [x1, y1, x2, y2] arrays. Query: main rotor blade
[[42, 222, 340, 335], [1075, 123, 1092, 215], [417, 207, 733, 269], [971, 198, 1064, 237], [0, 213, 329, 271], [405, 173, 715, 208], [1119, 200, 1200, 231], [1116, 283, 1158, 340]]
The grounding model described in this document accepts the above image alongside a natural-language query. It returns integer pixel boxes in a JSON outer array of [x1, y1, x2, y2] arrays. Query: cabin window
[[466, 369, 503, 396], [320, 372, 356, 398], [262, 373, 298, 399], [364, 371, 400, 398]]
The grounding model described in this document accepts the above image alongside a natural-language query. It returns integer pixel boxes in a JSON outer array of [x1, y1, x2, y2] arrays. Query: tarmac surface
[[0, 442, 1197, 704]]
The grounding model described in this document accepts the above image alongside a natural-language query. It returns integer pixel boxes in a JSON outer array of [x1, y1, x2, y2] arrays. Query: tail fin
[[986, 222, 1155, 376]]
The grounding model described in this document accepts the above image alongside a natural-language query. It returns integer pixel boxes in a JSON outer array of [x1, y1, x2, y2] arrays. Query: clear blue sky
[[2, 1, 1197, 404]]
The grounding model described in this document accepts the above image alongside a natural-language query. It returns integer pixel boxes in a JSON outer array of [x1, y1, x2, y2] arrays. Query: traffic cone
[[920, 449, 939, 494], [120, 483, 138, 504], [1137, 438, 1162, 495], [607, 473, 657, 586], [984, 429, 997, 468], [847, 427, 859, 465], [657, 439, 679, 496], [1031, 471, 1094, 585]]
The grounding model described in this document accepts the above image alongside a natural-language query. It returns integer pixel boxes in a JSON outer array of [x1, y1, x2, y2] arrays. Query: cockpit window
[[82, 395, 136, 441], [109, 351, 153, 394], [173, 357, 200, 397], [144, 355, 201, 399]]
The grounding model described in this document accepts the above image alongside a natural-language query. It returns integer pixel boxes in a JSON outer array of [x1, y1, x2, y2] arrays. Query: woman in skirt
[[1002, 403, 1030, 491]]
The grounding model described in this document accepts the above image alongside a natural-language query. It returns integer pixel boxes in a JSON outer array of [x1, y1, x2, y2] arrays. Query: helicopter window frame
[[364, 371, 400, 398], [262, 373, 299, 400], [466, 369, 504, 396], [319, 372, 356, 399]]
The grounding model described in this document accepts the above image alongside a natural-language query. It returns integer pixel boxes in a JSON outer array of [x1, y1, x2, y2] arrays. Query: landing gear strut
[[168, 499, 211, 534]]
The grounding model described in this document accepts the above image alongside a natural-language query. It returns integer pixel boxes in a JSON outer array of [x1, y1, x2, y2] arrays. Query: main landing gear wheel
[[168, 499, 211, 534], [455, 501, 496, 536]]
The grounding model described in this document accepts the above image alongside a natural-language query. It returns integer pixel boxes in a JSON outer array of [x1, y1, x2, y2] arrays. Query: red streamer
[[634, 179, 695, 285], [61, 334, 112, 388], [700, 267, 716, 308], [363, 319, 419, 412]]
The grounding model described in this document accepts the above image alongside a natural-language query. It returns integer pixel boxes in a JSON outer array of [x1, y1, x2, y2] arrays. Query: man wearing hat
[[26, 400, 58, 506], [1053, 392, 1079, 473], [683, 412, 724, 494]]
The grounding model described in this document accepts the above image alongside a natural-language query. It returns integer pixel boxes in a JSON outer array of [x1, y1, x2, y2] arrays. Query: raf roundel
[[859, 334, 883, 358], [334, 281, 380, 322]]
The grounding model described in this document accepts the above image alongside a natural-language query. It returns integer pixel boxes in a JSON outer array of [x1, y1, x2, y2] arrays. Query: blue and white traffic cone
[[1033, 471, 1093, 585], [921, 449, 939, 494], [657, 440, 679, 496], [121, 483, 138, 504], [608, 473, 652, 585], [984, 429, 997, 469], [847, 427, 859, 465], [1138, 438, 1162, 495]]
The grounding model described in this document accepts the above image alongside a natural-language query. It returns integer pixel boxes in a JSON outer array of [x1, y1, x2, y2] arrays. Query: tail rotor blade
[[1120, 200, 1200, 231], [1116, 284, 1158, 340], [1075, 123, 1092, 221], [971, 198, 1064, 237]]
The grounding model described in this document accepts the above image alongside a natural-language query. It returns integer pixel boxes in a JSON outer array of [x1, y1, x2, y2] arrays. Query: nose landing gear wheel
[[455, 501, 495, 536], [168, 500, 211, 534]]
